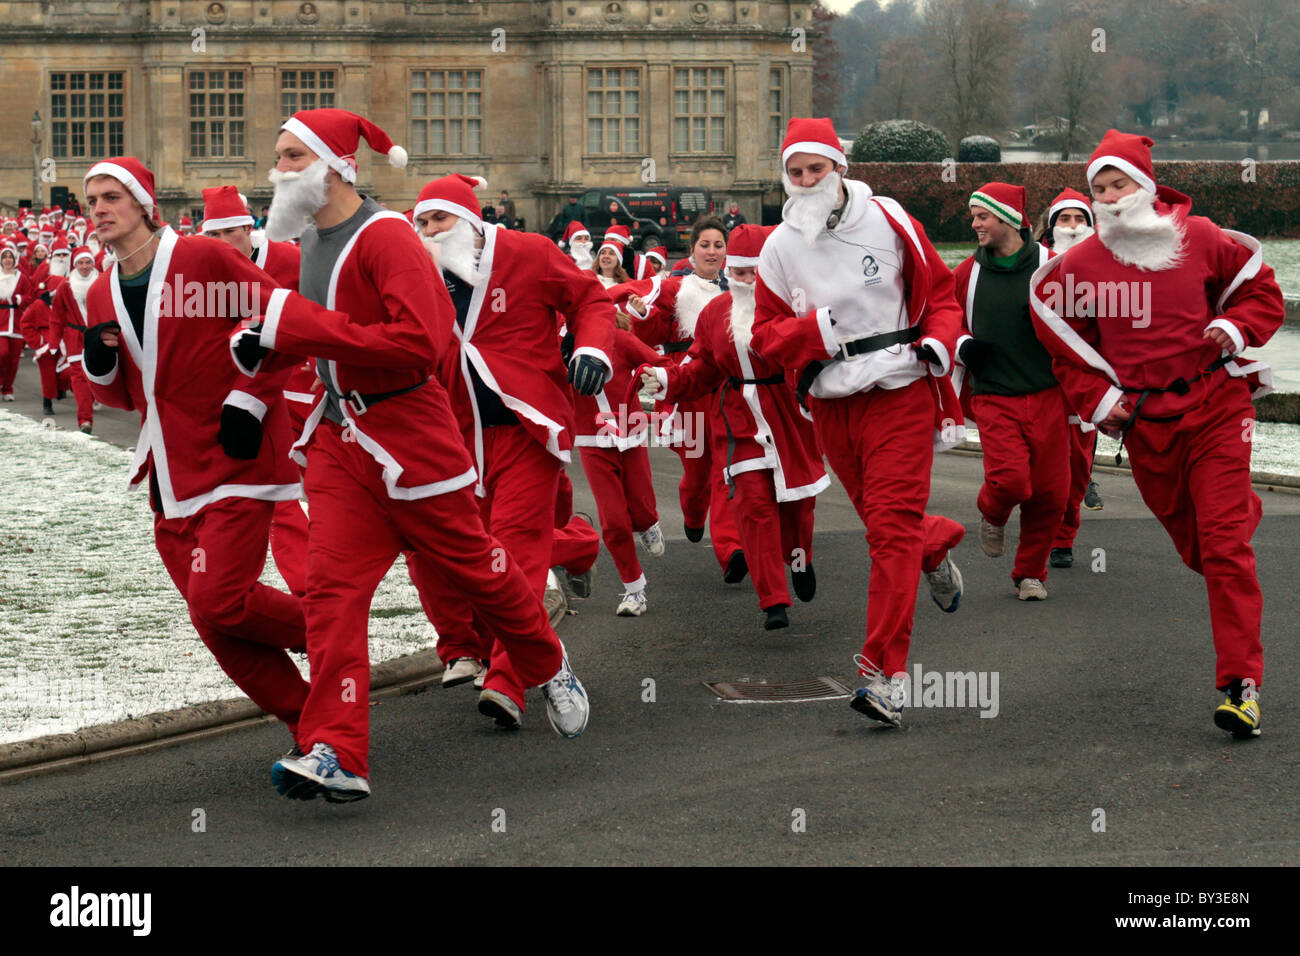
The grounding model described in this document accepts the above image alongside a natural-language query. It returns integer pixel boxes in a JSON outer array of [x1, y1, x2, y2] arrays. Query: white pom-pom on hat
[[388, 145, 408, 170]]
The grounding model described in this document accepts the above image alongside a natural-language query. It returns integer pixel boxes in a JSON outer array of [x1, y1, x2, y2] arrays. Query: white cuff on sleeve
[[815, 306, 836, 357], [260, 287, 290, 350], [625, 300, 648, 321], [1090, 385, 1125, 424], [223, 389, 269, 422], [83, 357, 118, 387], [1206, 317, 1244, 355], [919, 336, 950, 376], [650, 366, 669, 401]]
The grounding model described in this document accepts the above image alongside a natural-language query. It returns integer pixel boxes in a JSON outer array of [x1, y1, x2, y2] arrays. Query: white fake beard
[[68, 268, 97, 312], [432, 217, 483, 286], [48, 257, 70, 277], [570, 240, 594, 271], [674, 271, 723, 339], [1093, 188, 1185, 272], [782, 169, 842, 247], [86, 236, 101, 254], [726, 278, 757, 353], [0, 271, 17, 298], [266, 160, 330, 241], [1051, 223, 1094, 252]]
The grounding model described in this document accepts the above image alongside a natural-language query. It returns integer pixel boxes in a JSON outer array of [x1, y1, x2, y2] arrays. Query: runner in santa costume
[[951, 183, 1068, 600], [203, 184, 312, 597], [591, 231, 631, 288], [1029, 129, 1283, 739], [640, 224, 828, 630], [177, 215, 194, 236], [625, 216, 745, 580], [603, 222, 650, 279], [47, 245, 100, 432], [752, 117, 967, 726], [19, 260, 69, 418], [563, 221, 595, 271], [235, 114, 590, 800], [570, 316, 666, 616], [77, 156, 317, 761], [0, 242, 34, 400], [405, 170, 611, 721], [1037, 189, 1104, 571]]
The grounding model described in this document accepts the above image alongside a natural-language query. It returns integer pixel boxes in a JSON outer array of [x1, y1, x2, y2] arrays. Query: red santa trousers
[[35, 353, 69, 400], [672, 401, 742, 567], [730, 469, 815, 611], [550, 470, 600, 576], [579, 443, 658, 587], [64, 363, 95, 428], [269, 498, 310, 597], [152, 496, 309, 733], [1054, 425, 1097, 550], [810, 378, 965, 676], [1123, 378, 1263, 689], [0, 337, 22, 395], [299, 421, 563, 776], [971, 387, 1071, 583]]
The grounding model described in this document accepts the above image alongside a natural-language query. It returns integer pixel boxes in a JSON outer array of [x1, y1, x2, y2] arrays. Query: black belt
[[1112, 355, 1232, 465], [720, 373, 785, 498], [331, 377, 428, 417], [796, 326, 922, 407], [659, 340, 693, 355]]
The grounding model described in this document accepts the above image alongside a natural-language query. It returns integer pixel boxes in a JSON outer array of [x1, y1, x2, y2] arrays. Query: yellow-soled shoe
[[1214, 695, 1261, 739]]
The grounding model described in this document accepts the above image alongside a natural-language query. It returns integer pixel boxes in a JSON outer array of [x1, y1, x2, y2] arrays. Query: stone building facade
[[0, 0, 814, 233]]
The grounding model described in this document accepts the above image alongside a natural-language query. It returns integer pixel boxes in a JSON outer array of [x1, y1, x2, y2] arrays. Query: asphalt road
[[2, 359, 1298, 864]]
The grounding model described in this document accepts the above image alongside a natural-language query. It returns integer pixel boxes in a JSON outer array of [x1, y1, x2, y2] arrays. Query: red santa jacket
[[18, 277, 63, 360], [573, 327, 663, 449], [649, 291, 828, 501], [256, 209, 479, 500], [84, 227, 319, 518], [248, 238, 318, 434], [49, 273, 97, 370], [1030, 187, 1283, 425], [252, 238, 302, 291], [0, 269, 34, 338], [436, 225, 615, 493], [752, 193, 966, 450]]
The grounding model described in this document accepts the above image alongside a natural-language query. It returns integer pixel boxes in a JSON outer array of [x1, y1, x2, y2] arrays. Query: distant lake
[[1002, 142, 1300, 162]]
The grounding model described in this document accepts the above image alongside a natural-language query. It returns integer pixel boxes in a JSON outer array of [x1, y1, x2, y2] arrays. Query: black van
[[563, 186, 713, 252]]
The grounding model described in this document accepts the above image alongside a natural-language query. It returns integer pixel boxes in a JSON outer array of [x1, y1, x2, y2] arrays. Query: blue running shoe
[[271, 742, 371, 803], [542, 649, 590, 738]]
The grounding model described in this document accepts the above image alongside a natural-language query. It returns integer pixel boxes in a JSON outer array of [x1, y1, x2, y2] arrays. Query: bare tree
[[1213, 0, 1299, 139], [922, 0, 1026, 143], [1050, 16, 1103, 158]]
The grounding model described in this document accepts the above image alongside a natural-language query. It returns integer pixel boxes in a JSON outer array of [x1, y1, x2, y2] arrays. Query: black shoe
[[763, 605, 789, 630], [723, 550, 748, 583], [791, 563, 816, 602], [684, 523, 705, 543], [42, 399, 54, 416], [1049, 547, 1073, 569], [1083, 481, 1103, 511]]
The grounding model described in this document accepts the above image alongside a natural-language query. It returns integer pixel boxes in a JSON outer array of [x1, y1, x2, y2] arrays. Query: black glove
[[559, 331, 575, 366], [567, 354, 609, 396], [912, 342, 942, 369], [39, 290, 55, 306], [958, 338, 996, 373], [82, 321, 121, 377], [231, 323, 269, 376], [217, 404, 263, 460]]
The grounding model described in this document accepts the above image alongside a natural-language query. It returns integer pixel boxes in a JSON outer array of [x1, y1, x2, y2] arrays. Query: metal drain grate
[[704, 677, 853, 703]]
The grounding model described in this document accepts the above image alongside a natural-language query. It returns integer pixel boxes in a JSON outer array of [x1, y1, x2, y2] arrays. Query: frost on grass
[[0, 410, 436, 744]]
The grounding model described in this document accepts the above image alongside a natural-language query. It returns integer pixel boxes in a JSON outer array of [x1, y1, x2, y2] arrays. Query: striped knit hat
[[969, 182, 1027, 229]]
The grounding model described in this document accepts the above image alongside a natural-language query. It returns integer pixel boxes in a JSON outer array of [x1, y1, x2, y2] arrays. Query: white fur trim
[[1048, 198, 1092, 225], [1206, 318, 1244, 356], [260, 287, 289, 350], [83, 162, 155, 213], [1091, 385, 1124, 424], [413, 198, 483, 233], [281, 116, 356, 184], [815, 306, 836, 357], [955, 333, 974, 366], [202, 215, 254, 232], [725, 254, 760, 268], [782, 140, 847, 169], [649, 365, 668, 400], [919, 336, 950, 376], [1086, 155, 1156, 195], [223, 389, 269, 422], [388, 144, 408, 169]]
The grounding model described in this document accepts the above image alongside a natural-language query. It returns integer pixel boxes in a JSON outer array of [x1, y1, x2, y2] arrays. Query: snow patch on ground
[[0, 409, 436, 745]]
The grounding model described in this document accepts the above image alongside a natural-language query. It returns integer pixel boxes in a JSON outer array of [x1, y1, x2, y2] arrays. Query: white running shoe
[[442, 657, 486, 688], [638, 522, 666, 557], [541, 649, 590, 738], [849, 654, 905, 727], [271, 742, 371, 803], [924, 555, 963, 613], [1017, 577, 1048, 601], [616, 590, 648, 617]]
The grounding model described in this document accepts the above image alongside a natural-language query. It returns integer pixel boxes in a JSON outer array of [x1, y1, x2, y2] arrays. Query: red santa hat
[[414, 174, 487, 232], [724, 224, 770, 268], [201, 185, 254, 231], [178, 215, 194, 233], [71, 245, 96, 267], [563, 221, 591, 243], [599, 224, 631, 256], [781, 117, 847, 171], [1086, 129, 1156, 195], [84, 157, 162, 223], [280, 108, 408, 185], [645, 246, 667, 266], [969, 182, 1027, 230], [1047, 188, 1093, 228], [1, 238, 17, 258], [49, 236, 71, 256]]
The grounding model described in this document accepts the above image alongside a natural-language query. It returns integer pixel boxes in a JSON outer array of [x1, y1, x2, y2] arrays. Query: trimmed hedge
[[845, 161, 1300, 240], [850, 120, 950, 163], [958, 135, 1001, 162]]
